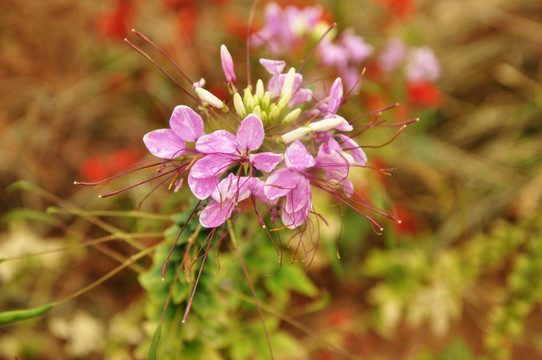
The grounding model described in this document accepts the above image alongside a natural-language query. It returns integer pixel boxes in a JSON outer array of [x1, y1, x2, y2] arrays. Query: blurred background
[[1, 0, 542, 359]]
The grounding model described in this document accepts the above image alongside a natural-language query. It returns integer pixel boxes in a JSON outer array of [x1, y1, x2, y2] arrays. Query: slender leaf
[[0, 304, 53, 324]]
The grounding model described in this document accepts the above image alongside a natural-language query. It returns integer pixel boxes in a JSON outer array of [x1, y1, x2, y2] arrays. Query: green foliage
[[138, 206, 318, 359], [361, 213, 542, 357], [484, 215, 542, 359]]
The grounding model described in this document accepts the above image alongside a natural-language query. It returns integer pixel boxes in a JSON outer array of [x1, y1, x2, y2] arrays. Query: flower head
[[87, 27, 409, 237]]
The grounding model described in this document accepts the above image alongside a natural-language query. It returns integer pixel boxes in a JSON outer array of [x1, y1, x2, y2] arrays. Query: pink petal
[[336, 134, 367, 165], [264, 168, 298, 201], [284, 140, 315, 171], [199, 199, 235, 228], [169, 105, 204, 142], [237, 114, 264, 152], [211, 174, 252, 202], [249, 152, 283, 172], [290, 88, 313, 107], [281, 194, 311, 229], [259, 58, 286, 75], [143, 129, 185, 159], [187, 174, 219, 200], [283, 175, 311, 213], [327, 78, 343, 114], [196, 130, 238, 154], [316, 140, 352, 178], [189, 153, 236, 179], [247, 177, 275, 204]]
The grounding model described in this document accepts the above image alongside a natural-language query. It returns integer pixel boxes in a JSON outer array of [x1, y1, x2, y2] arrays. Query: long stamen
[[124, 38, 199, 102], [132, 29, 194, 85], [344, 67, 366, 98], [362, 124, 407, 148]]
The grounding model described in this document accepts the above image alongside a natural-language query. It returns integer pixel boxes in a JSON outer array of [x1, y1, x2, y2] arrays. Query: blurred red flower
[[392, 204, 421, 235], [175, 7, 199, 42], [96, 0, 136, 41], [373, 0, 415, 20], [80, 149, 142, 182], [406, 80, 443, 108]]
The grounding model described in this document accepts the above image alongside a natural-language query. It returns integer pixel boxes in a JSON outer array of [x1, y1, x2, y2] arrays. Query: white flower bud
[[282, 108, 301, 124], [281, 127, 311, 143], [233, 92, 246, 117], [252, 105, 262, 119], [255, 79, 265, 99], [308, 117, 345, 132], [195, 87, 225, 109], [269, 104, 280, 121], [278, 67, 296, 109], [243, 88, 254, 111]]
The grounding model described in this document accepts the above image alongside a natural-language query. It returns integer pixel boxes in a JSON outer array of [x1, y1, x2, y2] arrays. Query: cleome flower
[[78, 38, 409, 236]]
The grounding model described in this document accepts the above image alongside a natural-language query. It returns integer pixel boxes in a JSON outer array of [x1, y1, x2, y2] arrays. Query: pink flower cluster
[[251, 2, 373, 89], [251, 2, 441, 92], [142, 45, 370, 230]]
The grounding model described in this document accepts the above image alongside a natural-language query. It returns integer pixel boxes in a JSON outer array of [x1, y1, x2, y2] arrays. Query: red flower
[[373, 0, 415, 20], [392, 204, 421, 235], [406, 80, 443, 108], [80, 149, 141, 182], [96, 0, 136, 41], [175, 7, 199, 42]]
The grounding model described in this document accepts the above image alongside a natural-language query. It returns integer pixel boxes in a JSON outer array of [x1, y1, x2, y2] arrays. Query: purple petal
[[316, 138, 353, 177], [220, 45, 236, 84], [199, 199, 235, 228], [260, 58, 286, 75], [327, 78, 343, 114], [143, 129, 186, 159], [267, 74, 282, 98], [290, 88, 313, 107], [264, 168, 298, 201], [189, 153, 236, 179], [281, 206, 310, 229], [211, 174, 252, 202], [249, 152, 283, 172], [169, 105, 204, 142], [187, 174, 219, 200], [281, 189, 312, 229], [237, 114, 264, 152], [284, 140, 315, 171], [196, 130, 238, 154], [336, 134, 367, 165], [247, 177, 275, 204], [283, 175, 311, 213]]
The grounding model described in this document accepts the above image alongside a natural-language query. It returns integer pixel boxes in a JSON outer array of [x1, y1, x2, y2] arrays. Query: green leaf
[[0, 304, 53, 324], [148, 324, 161, 360]]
